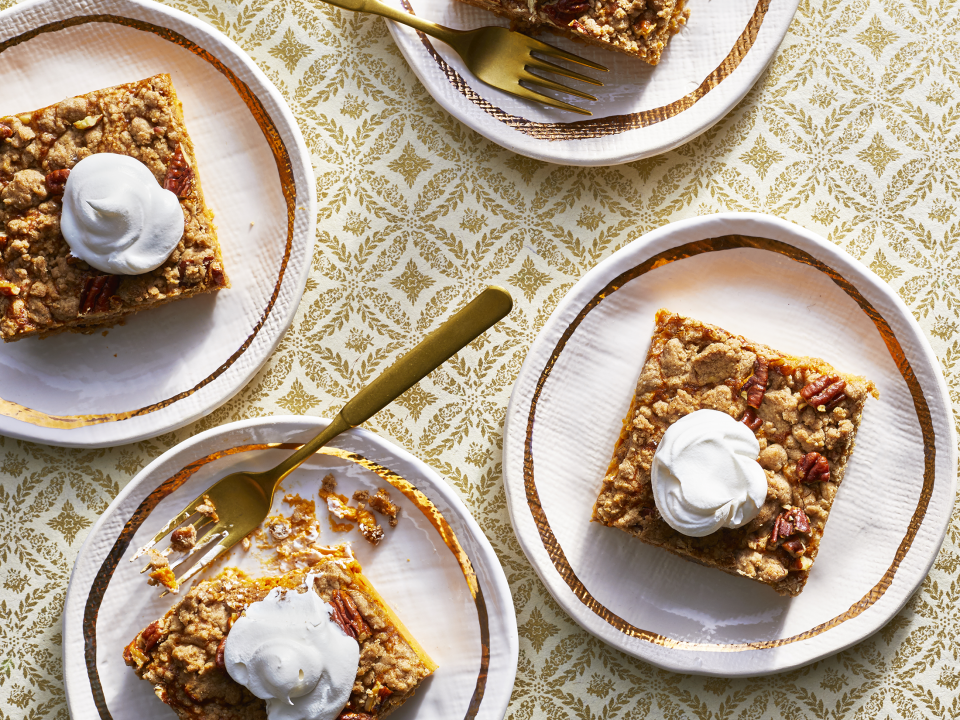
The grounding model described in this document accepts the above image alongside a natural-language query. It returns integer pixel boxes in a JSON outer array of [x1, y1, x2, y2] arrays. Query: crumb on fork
[[196, 494, 218, 522], [145, 550, 179, 594], [169, 524, 197, 552]]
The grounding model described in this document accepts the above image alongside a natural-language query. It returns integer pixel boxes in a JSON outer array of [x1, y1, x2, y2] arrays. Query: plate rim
[[62, 414, 520, 720], [0, 0, 317, 447], [384, 0, 799, 165], [502, 211, 958, 675]]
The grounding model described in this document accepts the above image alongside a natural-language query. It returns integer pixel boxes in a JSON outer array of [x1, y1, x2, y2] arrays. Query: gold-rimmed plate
[[62, 416, 518, 719], [0, 0, 315, 447], [502, 212, 956, 675], [383, 0, 798, 164]]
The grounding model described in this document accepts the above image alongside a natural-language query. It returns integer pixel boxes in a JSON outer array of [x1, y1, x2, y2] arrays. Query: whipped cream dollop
[[60, 153, 184, 275], [651, 409, 767, 537], [224, 576, 359, 720]]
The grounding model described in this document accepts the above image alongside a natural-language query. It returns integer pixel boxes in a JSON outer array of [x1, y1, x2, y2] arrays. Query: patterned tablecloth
[[2, 0, 958, 717]]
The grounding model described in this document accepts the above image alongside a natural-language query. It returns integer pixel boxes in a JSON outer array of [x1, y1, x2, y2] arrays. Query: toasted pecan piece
[[796, 452, 830, 484], [163, 143, 193, 198], [741, 356, 769, 409]]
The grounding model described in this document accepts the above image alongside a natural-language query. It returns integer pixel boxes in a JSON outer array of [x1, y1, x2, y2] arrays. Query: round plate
[[502, 212, 957, 675], [0, 0, 316, 447], [62, 416, 518, 719], [385, 0, 798, 165]]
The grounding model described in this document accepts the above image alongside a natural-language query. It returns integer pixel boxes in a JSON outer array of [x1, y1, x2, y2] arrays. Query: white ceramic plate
[[0, 0, 316, 447], [63, 416, 518, 719], [385, 0, 798, 165], [502, 212, 957, 675]]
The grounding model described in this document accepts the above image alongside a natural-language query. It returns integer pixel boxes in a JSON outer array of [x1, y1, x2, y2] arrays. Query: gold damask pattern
[[0, 0, 958, 718]]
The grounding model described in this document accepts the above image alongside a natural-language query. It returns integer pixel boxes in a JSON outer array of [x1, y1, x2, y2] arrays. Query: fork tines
[[521, 41, 608, 116], [133, 499, 230, 596]]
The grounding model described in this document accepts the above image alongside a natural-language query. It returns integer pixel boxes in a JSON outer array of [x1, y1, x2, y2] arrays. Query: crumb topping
[[169, 524, 197, 552]]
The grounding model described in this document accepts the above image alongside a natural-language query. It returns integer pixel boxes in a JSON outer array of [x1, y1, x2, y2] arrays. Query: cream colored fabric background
[[1, 0, 958, 717]]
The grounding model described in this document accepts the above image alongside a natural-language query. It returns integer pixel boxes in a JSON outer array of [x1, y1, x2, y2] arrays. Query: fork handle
[[317, 0, 463, 46], [269, 287, 513, 484]]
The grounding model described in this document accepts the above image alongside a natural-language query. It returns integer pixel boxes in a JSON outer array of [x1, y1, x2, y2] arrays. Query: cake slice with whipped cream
[[124, 546, 436, 720], [592, 309, 877, 597], [0, 74, 227, 342]]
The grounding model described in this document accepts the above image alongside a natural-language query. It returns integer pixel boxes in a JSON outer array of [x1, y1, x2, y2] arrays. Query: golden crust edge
[[158, 73, 230, 290]]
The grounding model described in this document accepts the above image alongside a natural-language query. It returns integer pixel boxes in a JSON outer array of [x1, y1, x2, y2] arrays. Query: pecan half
[[800, 374, 847, 409], [781, 538, 805, 557], [796, 451, 830, 484], [799, 374, 833, 399], [163, 143, 193, 198], [770, 507, 810, 544], [328, 599, 353, 638], [543, 0, 590, 25], [740, 406, 762, 432], [216, 636, 227, 670], [142, 621, 162, 651], [0, 124, 12, 140], [789, 507, 811, 534], [79, 275, 121, 315], [741, 356, 769, 408], [330, 590, 372, 642], [45, 168, 70, 195], [770, 513, 791, 545]]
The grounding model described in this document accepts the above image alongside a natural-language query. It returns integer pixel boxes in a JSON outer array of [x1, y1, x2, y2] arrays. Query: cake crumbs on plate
[[319, 473, 387, 546]]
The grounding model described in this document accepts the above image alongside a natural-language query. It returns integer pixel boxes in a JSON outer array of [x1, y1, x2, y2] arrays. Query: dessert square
[[592, 309, 877, 596], [124, 549, 436, 720], [0, 73, 228, 342], [453, 0, 689, 64]]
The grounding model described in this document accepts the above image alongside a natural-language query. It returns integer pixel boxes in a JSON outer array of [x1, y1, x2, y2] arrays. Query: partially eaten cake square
[[125, 549, 436, 720], [0, 73, 227, 342], [592, 309, 878, 597]]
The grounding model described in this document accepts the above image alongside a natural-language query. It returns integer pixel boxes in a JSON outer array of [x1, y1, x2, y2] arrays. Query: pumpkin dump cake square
[[591, 309, 877, 597], [0, 73, 227, 342], [124, 549, 436, 720], [454, 0, 689, 64]]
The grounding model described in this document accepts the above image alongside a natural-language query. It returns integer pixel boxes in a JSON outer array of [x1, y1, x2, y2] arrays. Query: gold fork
[[132, 286, 513, 593], [318, 0, 608, 115]]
